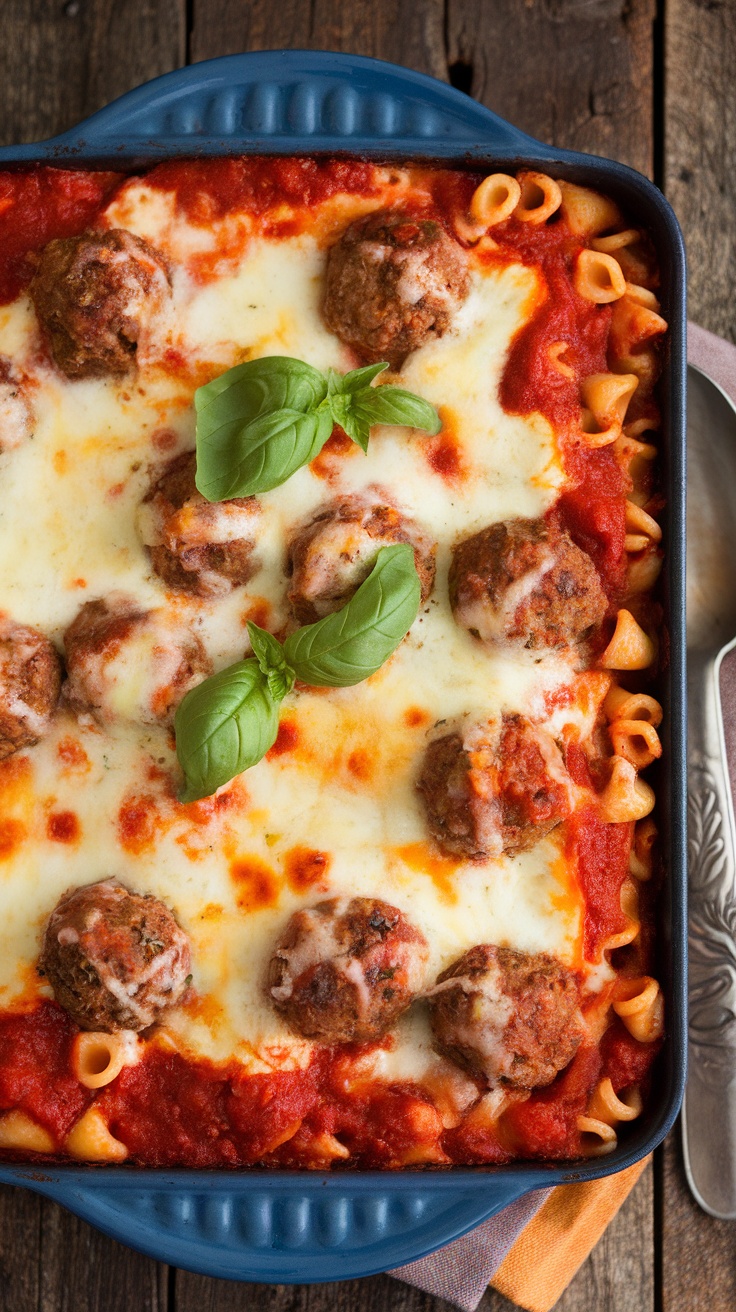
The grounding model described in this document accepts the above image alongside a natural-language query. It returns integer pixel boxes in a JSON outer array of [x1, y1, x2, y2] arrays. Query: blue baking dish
[[0, 50, 687, 1283]]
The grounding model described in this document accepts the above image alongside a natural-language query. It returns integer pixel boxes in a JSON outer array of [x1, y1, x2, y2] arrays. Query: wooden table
[[1, 2, 735, 1308]]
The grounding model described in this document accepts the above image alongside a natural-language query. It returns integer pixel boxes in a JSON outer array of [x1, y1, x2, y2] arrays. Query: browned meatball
[[417, 714, 572, 860], [287, 495, 436, 624], [39, 879, 191, 1032], [268, 897, 429, 1044], [449, 517, 606, 651], [138, 451, 260, 597], [63, 596, 210, 728], [323, 208, 470, 368], [428, 944, 583, 1089], [29, 229, 170, 380], [0, 619, 62, 760]]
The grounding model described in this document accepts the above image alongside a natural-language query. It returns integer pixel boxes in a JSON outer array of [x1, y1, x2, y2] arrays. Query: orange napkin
[[490, 1157, 650, 1311]]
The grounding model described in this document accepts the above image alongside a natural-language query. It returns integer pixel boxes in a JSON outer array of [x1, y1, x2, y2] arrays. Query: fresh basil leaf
[[339, 362, 390, 394], [338, 407, 371, 454], [195, 354, 441, 501], [175, 658, 281, 802], [247, 621, 295, 703], [283, 544, 421, 687], [195, 356, 331, 500], [351, 385, 442, 435]]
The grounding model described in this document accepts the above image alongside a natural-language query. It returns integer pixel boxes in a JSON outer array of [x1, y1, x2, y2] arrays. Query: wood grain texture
[[664, 0, 736, 339], [39, 1194, 169, 1312], [190, 0, 447, 80], [175, 1271, 462, 1311], [0, 0, 186, 147], [446, 0, 656, 176], [661, 1133, 736, 1312], [0, 1184, 41, 1312], [553, 1161, 654, 1312]]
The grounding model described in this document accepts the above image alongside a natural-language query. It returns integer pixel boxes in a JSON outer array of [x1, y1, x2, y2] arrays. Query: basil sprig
[[195, 356, 440, 500], [175, 545, 420, 801]]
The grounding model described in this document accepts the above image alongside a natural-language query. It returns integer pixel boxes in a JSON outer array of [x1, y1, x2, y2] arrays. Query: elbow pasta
[[578, 1078, 643, 1155], [574, 249, 627, 303], [65, 1106, 129, 1162], [602, 877, 641, 951], [613, 977, 664, 1043], [624, 501, 662, 553], [603, 687, 663, 726], [609, 719, 662, 769], [629, 818, 658, 881], [469, 173, 521, 227], [600, 609, 656, 670], [558, 181, 623, 237], [579, 372, 638, 446], [0, 1110, 55, 1153], [72, 1029, 140, 1089], [514, 172, 562, 224], [599, 756, 656, 823]]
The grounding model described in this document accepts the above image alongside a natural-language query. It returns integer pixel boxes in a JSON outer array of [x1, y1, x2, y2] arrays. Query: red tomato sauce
[[501, 1043, 602, 1159], [567, 808, 633, 961], [144, 156, 380, 224], [0, 167, 120, 305], [600, 1017, 660, 1094], [46, 810, 80, 844], [0, 1002, 90, 1138], [488, 216, 630, 601]]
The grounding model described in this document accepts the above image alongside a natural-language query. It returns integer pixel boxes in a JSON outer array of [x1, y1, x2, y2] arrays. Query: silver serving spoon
[[683, 363, 736, 1218]]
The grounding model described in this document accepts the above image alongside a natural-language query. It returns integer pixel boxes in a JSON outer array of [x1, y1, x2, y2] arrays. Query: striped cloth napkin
[[391, 321, 736, 1311]]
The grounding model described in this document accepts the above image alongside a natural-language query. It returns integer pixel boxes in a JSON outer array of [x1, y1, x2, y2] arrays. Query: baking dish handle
[[0, 50, 551, 166], [3, 1167, 551, 1282]]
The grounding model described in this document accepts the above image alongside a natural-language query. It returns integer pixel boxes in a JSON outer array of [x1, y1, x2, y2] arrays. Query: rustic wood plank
[[661, 1131, 736, 1312], [664, 0, 736, 339], [0, 0, 186, 147], [190, 0, 447, 81], [446, 0, 655, 177], [175, 1269, 470, 1311], [0, 1184, 41, 1312], [39, 1194, 168, 1312]]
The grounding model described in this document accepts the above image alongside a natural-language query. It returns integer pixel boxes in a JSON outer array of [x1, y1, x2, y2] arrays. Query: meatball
[[417, 713, 572, 860], [449, 517, 607, 651], [39, 879, 191, 1032], [29, 229, 170, 380], [428, 945, 583, 1089], [138, 451, 260, 597], [268, 897, 429, 1043], [63, 596, 210, 727], [287, 495, 436, 624], [323, 208, 470, 368], [0, 619, 61, 760]]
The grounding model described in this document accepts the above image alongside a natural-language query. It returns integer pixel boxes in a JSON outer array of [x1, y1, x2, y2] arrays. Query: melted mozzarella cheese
[[0, 173, 601, 1083]]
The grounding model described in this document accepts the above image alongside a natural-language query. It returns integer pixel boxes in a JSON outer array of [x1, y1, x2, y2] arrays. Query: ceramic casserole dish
[[0, 49, 686, 1283]]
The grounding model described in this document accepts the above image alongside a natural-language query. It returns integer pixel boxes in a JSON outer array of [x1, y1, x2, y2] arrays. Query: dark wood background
[[0, 1, 734, 1309]]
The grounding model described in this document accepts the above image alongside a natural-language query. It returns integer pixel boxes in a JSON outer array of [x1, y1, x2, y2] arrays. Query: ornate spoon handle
[[683, 642, 736, 1218]]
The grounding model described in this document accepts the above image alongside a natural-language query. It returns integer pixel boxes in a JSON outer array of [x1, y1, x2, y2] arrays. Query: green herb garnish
[[174, 545, 420, 801], [194, 356, 440, 500]]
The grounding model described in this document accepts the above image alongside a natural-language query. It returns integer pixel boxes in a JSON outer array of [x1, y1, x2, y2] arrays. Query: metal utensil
[[683, 363, 736, 1218]]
